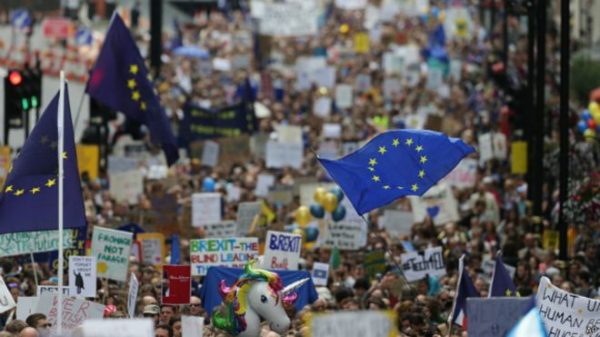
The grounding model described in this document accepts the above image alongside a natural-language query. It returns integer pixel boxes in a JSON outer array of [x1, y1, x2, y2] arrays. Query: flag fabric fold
[[0, 84, 86, 234], [506, 297, 548, 337], [449, 255, 480, 328], [318, 129, 474, 215], [489, 254, 518, 297], [86, 13, 179, 165]]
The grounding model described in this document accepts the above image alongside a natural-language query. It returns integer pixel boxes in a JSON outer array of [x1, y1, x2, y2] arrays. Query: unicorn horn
[[282, 278, 310, 295]]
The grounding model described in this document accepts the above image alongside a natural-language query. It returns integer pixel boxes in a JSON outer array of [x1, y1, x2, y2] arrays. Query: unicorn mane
[[212, 261, 283, 335]]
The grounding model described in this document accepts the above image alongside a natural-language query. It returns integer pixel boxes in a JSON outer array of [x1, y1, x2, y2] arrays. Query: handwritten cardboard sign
[[91, 227, 133, 282], [201, 221, 237, 238], [137, 233, 166, 266], [68, 256, 97, 298], [0, 229, 75, 257], [400, 246, 446, 282], [182, 316, 204, 337], [236, 202, 262, 236], [190, 238, 259, 276], [321, 218, 367, 251], [263, 231, 302, 270], [192, 193, 222, 227], [35, 294, 105, 334]]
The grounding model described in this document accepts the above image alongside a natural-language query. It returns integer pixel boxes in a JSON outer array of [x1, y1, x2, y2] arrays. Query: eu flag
[[489, 255, 518, 297], [86, 13, 179, 166], [450, 255, 480, 328], [0, 85, 86, 234], [318, 129, 474, 215]]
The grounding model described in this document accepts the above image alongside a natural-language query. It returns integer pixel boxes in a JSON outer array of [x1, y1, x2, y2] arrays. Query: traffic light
[[3, 68, 42, 144]]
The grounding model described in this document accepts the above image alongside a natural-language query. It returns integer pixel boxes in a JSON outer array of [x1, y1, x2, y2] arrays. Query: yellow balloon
[[295, 206, 312, 227], [588, 102, 600, 115], [584, 128, 596, 140], [314, 187, 327, 203], [339, 24, 349, 34], [322, 192, 338, 213]]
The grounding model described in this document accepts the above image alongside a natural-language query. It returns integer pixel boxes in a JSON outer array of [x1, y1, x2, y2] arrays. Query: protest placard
[[37, 286, 70, 297], [467, 297, 531, 337], [353, 32, 369, 53], [108, 155, 139, 174], [68, 256, 97, 298], [312, 262, 329, 287], [536, 276, 600, 336], [313, 96, 332, 118], [268, 185, 294, 205], [364, 251, 386, 280], [323, 124, 342, 139], [426, 62, 445, 90], [137, 233, 166, 266], [256, 1, 319, 37], [335, 0, 367, 10], [318, 141, 340, 160], [162, 265, 191, 305], [255, 174, 275, 198], [0, 229, 75, 257], [76, 144, 99, 180], [201, 221, 237, 238], [355, 74, 372, 92], [400, 246, 446, 282], [237, 202, 262, 236], [478, 132, 507, 163], [17, 297, 38, 320], [310, 310, 397, 337], [81, 319, 154, 337], [442, 158, 478, 189], [263, 231, 302, 270], [91, 227, 133, 282], [311, 67, 337, 89], [109, 169, 144, 204], [190, 238, 259, 276], [321, 218, 367, 250], [182, 316, 204, 337], [266, 141, 303, 169], [0, 277, 16, 313], [408, 183, 459, 226], [335, 84, 353, 109], [201, 140, 220, 167], [511, 141, 528, 174], [383, 52, 404, 75], [192, 193, 222, 227], [543, 230, 560, 251], [128, 273, 139, 319], [277, 125, 303, 144], [380, 210, 414, 237], [35, 294, 105, 333], [382, 78, 402, 99], [479, 258, 516, 284]]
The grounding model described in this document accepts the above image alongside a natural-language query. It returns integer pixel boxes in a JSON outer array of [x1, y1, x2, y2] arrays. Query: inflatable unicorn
[[212, 261, 308, 337]]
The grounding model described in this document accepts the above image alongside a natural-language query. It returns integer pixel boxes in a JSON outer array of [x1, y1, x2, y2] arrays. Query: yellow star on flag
[[369, 158, 377, 166], [46, 178, 56, 187], [372, 175, 380, 182], [383, 185, 390, 190], [392, 139, 400, 147], [397, 186, 404, 190], [132, 91, 141, 101], [415, 145, 423, 152], [30, 187, 40, 194], [411, 184, 418, 192], [378, 146, 387, 155], [368, 167, 374, 172], [130, 64, 139, 74], [62, 151, 68, 159], [140, 102, 147, 110], [405, 138, 414, 146], [14, 189, 24, 196], [8, 165, 12, 173], [418, 170, 425, 178], [127, 79, 137, 89], [420, 155, 428, 164], [4, 185, 13, 193], [505, 289, 512, 296]]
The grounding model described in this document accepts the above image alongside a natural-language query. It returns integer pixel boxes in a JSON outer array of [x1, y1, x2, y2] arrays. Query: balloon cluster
[[310, 187, 347, 222], [578, 102, 600, 140]]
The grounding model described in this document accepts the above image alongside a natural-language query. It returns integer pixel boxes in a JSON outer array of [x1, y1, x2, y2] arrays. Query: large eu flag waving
[[0, 84, 86, 234], [318, 129, 474, 215], [86, 13, 179, 166]]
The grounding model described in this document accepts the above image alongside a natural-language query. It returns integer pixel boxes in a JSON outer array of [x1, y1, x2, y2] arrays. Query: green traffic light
[[31, 96, 38, 108], [21, 98, 29, 110]]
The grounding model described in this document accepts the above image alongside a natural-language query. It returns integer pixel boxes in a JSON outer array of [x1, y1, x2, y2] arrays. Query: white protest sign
[[257, 1, 319, 36], [383, 52, 404, 75], [266, 141, 303, 169], [335, 84, 353, 109], [442, 158, 478, 189], [450, 60, 462, 81], [201, 221, 237, 238], [138, 233, 165, 266], [237, 202, 262, 236], [408, 183, 459, 225], [192, 193, 222, 227], [91, 227, 133, 282], [383, 78, 402, 99], [263, 231, 302, 270], [35, 294, 105, 333], [81, 319, 154, 337], [355, 74, 372, 92], [444, 7, 473, 39], [311, 310, 396, 337], [69, 256, 97, 298], [37, 286, 71, 297], [212, 58, 231, 72], [0, 277, 16, 313], [536, 276, 600, 336], [277, 125, 303, 144], [312, 262, 329, 287], [108, 155, 139, 174], [0, 229, 75, 257], [380, 210, 414, 237], [479, 258, 516, 285], [323, 124, 342, 139], [400, 246, 446, 282], [128, 273, 139, 319], [321, 218, 367, 250], [426, 63, 445, 90], [201, 141, 220, 167], [17, 297, 38, 320], [182, 316, 204, 337], [190, 238, 259, 276], [313, 96, 332, 118], [110, 170, 144, 204], [255, 174, 275, 197], [310, 67, 336, 89], [335, 0, 367, 10], [478, 132, 507, 163]]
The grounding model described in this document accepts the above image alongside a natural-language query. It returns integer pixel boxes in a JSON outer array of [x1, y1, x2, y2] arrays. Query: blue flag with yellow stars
[[0, 84, 86, 234], [489, 254, 518, 297], [86, 13, 179, 166], [318, 129, 474, 215]]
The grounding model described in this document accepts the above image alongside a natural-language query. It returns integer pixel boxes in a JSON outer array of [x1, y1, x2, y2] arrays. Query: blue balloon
[[330, 187, 344, 203], [431, 7, 440, 18], [304, 227, 319, 242], [578, 120, 588, 133], [310, 204, 325, 219], [332, 205, 346, 222], [583, 110, 592, 121], [202, 177, 216, 192]]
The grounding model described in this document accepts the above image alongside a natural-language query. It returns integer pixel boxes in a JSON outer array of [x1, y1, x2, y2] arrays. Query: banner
[[181, 103, 256, 142], [182, 316, 204, 337], [137, 233, 166, 266], [192, 193, 222, 227], [81, 319, 154, 337], [91, 227, 133, 282], [442, 158, 478, 189], [0, 229, 75, 257], [321, 218, 368, 250], [310, 310, 397, 337], [408, 183, 459, 225], [35, 294, 105, 334], [190, 238, 259, 276], [200, 221, 237, 238], [467, 297, 531, 337], [400, 246, 446, 282], [536, 276, 600, 336], [0, 277, 16, 314], [128, 273, 139, 319], [76, 144, 99, 180], [162, 265, 191, 305], [263, 231, 302, 270], [68, 256, 97, 298]]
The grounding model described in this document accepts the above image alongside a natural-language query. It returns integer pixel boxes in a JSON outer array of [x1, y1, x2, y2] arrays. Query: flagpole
[[57, 70, 66, 336]]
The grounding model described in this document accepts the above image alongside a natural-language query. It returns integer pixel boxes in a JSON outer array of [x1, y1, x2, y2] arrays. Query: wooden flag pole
[[57, 70, 66, 336]]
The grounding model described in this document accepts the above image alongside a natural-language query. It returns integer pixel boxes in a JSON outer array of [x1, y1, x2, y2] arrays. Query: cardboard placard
[[91, 227, 133, 282], [137, 233, 166, 266], [17, 296, 38, 320], [312, 262, 330, 287], [266, 141, 304, 169], [201, 140, 219, 167], [110, 170, 144, 205], [162, 265, 191, 305], [192, 193, 222, 227], [35, 294, 105, 334], [182, 316, 204, 337], [408, 183, 459, 226], [400, 246, 446, 282], [190, 238, 259, 276], [68, 256, 97, 298], [0, 229, 75, 257], [201, 221, 237, 238], [263, 231, 302, 270]]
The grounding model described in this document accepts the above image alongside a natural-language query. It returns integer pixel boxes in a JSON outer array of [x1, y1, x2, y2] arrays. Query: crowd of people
[[0, 1, 599, 337]]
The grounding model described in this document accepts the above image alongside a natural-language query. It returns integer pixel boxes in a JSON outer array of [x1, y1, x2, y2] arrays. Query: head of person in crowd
[[25, 314, 50, 333], [143, 304, 160, 325], [155, 324, 172, 337], [159, 305, 176, 325]]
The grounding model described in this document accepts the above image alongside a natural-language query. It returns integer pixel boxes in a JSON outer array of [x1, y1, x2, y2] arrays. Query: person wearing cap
[[143, 304, 160, 326]]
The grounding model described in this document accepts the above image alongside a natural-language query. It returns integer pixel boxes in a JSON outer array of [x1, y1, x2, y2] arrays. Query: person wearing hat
[[143, 304, 160, 326]]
